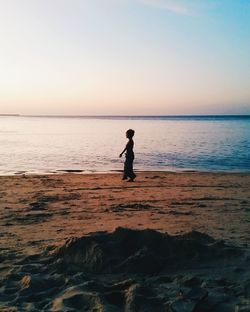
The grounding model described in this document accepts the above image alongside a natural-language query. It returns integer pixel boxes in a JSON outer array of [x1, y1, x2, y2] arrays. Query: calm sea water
[[0, 115, 249, 175]]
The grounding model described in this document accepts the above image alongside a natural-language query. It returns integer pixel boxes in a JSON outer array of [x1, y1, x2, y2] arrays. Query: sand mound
[[1, 228, 248, 312], [53, 227, 240, 274]]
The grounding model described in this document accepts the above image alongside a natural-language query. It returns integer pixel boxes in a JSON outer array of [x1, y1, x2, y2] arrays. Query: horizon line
[[1, 114, 250, 118]]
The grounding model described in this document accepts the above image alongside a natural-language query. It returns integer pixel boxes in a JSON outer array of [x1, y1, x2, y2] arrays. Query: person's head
[[126, 129, 135, 139]]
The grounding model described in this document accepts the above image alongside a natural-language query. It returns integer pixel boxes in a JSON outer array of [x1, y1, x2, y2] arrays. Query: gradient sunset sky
[[0, 0, 249, 115]]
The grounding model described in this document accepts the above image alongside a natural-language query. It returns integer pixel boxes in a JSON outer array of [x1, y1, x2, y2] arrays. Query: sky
[[0, 0, 250, 115]]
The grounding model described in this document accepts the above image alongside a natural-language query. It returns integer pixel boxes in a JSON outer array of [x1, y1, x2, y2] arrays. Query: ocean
[[0, 115, 249, 175]]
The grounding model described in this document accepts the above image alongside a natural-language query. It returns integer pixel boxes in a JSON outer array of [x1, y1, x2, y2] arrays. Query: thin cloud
[[138, 0, 193, 15]]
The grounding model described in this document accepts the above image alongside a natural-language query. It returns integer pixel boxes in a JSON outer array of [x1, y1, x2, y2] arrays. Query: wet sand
[[0, 172, 250, 311]]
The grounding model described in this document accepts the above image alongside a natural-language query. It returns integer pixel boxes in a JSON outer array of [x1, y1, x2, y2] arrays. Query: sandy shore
[[0, 172, 250, 311]]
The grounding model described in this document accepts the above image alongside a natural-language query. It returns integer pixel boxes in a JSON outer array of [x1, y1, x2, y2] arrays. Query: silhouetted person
[[119, 129, 136, 182]]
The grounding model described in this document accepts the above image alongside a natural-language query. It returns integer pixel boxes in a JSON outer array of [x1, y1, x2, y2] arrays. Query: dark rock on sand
[[108, 203, 155, 213]]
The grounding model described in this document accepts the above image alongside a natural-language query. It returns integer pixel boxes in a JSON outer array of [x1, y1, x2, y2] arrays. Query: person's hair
[[126, 129, 135, 138]]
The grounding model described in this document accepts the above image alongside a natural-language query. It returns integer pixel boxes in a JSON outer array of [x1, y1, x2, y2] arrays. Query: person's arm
[[119, 143, 128, 157], [119, 145, 127, 157]]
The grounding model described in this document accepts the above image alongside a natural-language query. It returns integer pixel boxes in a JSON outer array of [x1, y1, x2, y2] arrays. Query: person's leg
[[123, 160, 129, 180], [127, 158, 136, 182]]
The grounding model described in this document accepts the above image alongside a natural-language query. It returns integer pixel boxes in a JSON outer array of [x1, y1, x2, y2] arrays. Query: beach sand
[[0, 172, 250, 311]]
